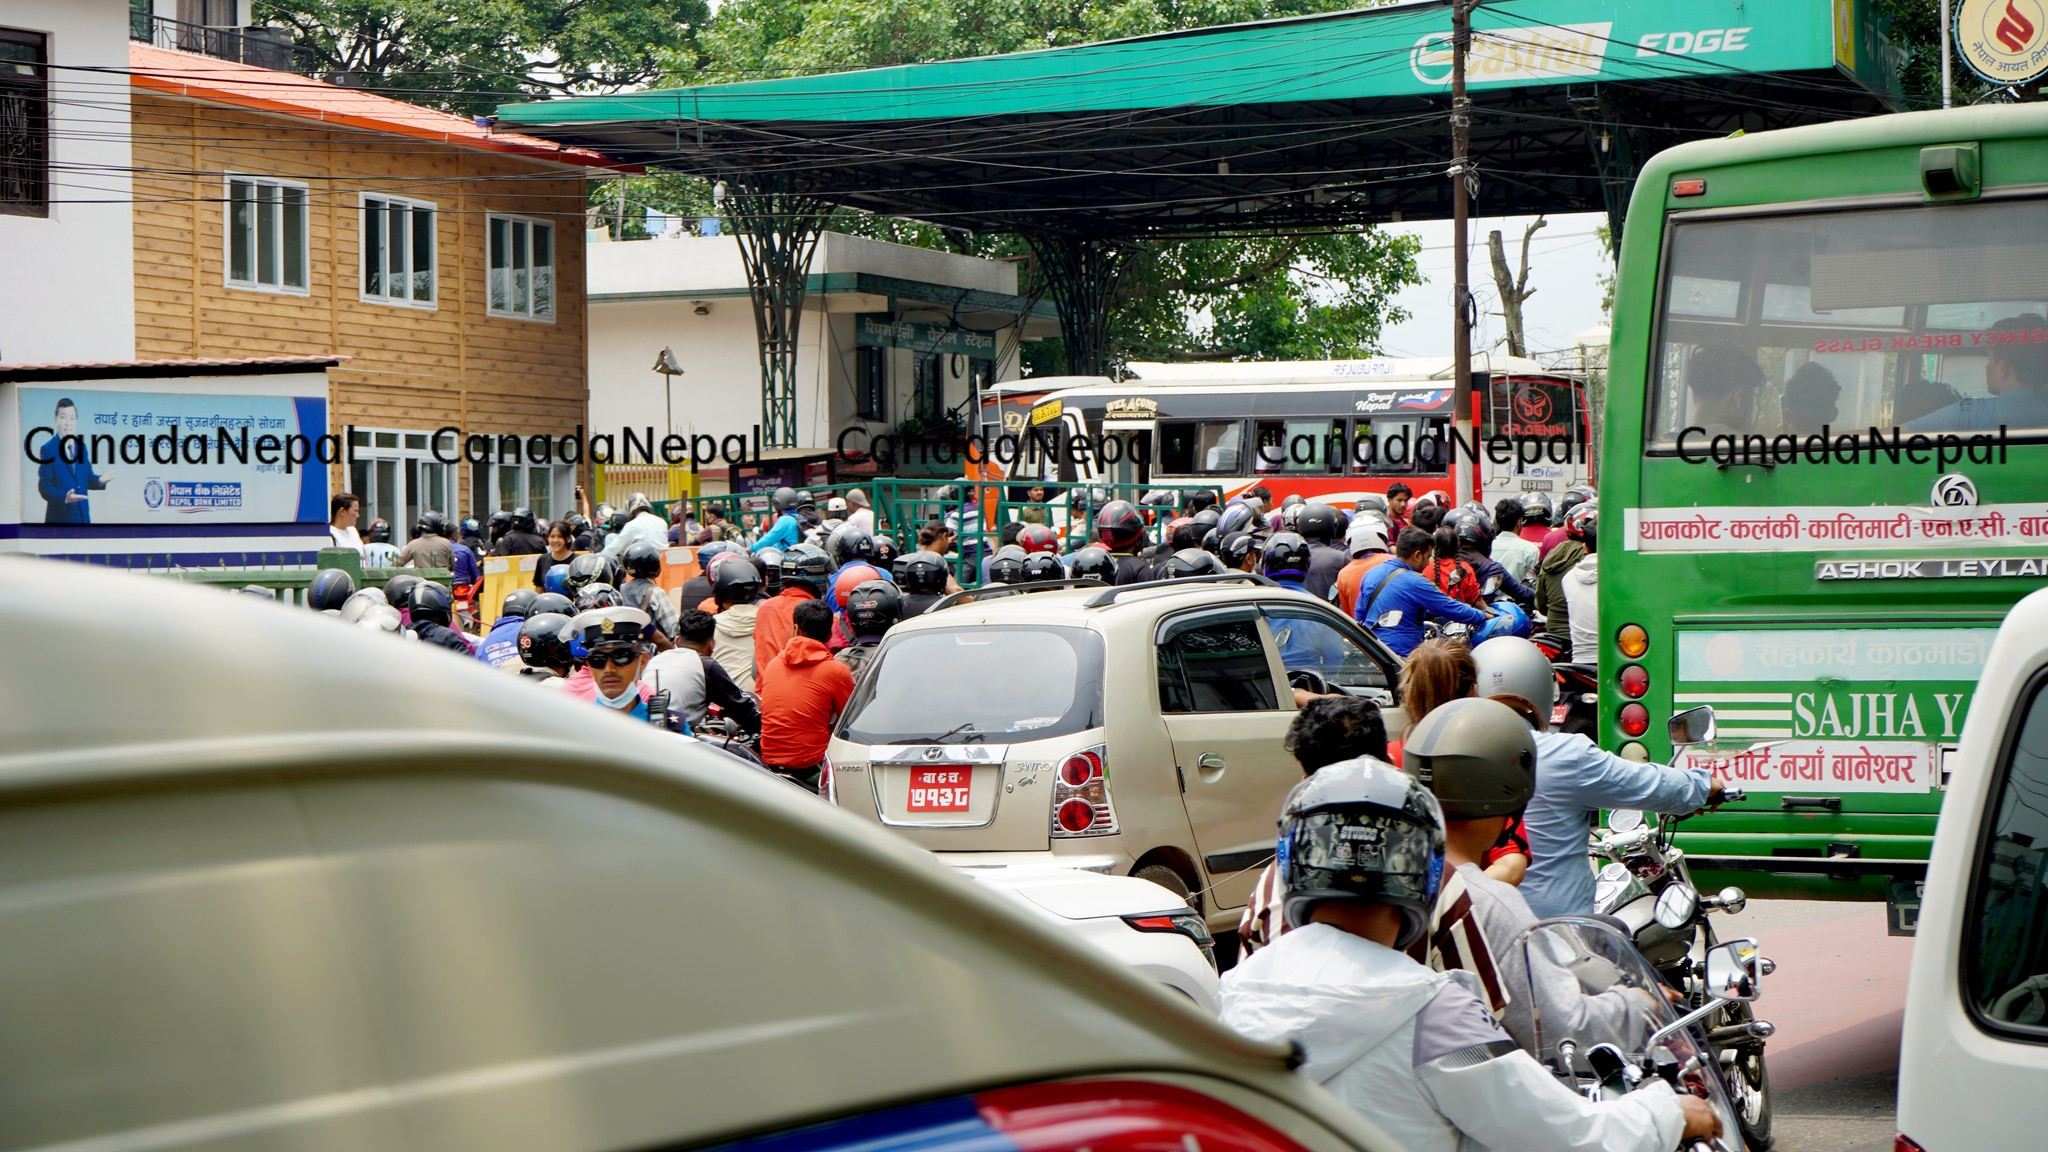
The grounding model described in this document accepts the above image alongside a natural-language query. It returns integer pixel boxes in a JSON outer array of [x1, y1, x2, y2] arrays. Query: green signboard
[[855, 315, 1000, 358]]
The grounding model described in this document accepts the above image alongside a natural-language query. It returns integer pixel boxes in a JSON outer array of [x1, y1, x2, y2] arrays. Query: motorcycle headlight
[[1653, 884, 1700, 930]]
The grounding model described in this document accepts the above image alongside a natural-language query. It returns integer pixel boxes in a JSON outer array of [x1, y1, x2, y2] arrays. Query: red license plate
[[907, 766, 972, 812], [1551, 703, 1570, 726]]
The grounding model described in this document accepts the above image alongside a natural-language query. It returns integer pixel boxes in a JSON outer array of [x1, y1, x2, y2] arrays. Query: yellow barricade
[[476, 553, 542, 627]]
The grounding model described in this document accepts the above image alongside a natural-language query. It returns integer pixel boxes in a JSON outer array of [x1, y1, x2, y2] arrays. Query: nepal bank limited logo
[[1933, 473, 1979, 508], [143, 479, 165, 510]]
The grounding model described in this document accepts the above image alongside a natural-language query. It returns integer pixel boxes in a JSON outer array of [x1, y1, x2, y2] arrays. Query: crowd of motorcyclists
[[296, 478, 1747, 1150]]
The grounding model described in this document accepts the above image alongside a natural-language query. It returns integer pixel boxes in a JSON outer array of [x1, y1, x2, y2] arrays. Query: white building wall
[[0, 0, 135, 365]]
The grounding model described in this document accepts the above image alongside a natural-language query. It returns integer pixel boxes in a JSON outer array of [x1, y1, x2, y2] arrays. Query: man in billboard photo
[[36, 398, 113, 525]]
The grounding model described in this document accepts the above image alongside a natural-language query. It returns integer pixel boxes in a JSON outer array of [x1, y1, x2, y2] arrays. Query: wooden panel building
[[126, 42, 625, 533]]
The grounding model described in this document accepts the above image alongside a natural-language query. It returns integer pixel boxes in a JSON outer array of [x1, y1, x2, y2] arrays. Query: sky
[[1377, 210, 1614, 363]]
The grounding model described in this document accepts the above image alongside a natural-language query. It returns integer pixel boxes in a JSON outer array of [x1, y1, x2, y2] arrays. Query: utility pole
[[1450, 0, 1475, 503], [1941, 0, 1953, 109]]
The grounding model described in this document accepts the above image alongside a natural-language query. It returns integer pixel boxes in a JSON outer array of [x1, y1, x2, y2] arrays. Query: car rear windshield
[[839, 625, 1104, 745]]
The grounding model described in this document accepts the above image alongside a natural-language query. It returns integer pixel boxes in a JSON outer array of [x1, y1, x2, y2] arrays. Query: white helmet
[[1471, 636, 1558, 724], [1346, 514, 1391, 557]]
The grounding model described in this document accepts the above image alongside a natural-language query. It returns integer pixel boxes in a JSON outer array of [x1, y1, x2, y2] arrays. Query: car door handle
[[1195, 752, 1226, 782]]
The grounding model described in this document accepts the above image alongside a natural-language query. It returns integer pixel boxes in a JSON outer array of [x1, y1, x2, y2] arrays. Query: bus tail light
[[1619, 664, 1648, 699], [1617, 623, 1649, 658], [1619, 702, 1650, 738], [1673, 178, 1707, 197], [1052, 744, 1117, 838]]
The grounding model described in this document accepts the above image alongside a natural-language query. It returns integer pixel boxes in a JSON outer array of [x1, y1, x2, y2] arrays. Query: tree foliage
[[255, 0, 711, 115]]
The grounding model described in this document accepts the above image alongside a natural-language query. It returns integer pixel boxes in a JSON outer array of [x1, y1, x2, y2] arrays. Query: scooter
[[1594, 706, 1777, 1150]]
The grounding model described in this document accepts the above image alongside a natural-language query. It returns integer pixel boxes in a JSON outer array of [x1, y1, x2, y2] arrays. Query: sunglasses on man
[[585, 648, 641, 668]]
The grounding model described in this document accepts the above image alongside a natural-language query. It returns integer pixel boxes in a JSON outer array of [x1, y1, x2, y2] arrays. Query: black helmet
[[1191, 507, 1222, 532], [420, 510, 452, 538], [1020, 553, 1065, 583], [383, 572, 423, 607], [366, 517, 392, 544], [1557, 488, 1592, 523], [893, 550, 949, 594], [756, 547, 784, 594], [621, 540, 664, 580], [487, 510, 512, 539], [511, 506, 537, 534], [307, 567, 355, 612], [712, 555, 764, 603], [604, 508, 630, 535], [986, 544, 1029, 585], [779, 543, 832, 592], [1400, 697, 1537, 819], [1068, 546, 1116, 584], [772, 486, 799, 512], [1280, 493, 1306, 510], [1355, 493, 1390, 516], [1219, 531, 1258, 569], [1445, 508, 1495, 554], [1279, 756, 1446, 948], [528, 592, 573, 617], [844, 579, 903, 637], [826, 523, 876, 568], [1095, 500, 1146, 551], [499, 588, 538, 620], [574, 582, 625, 611], [1260, 532, 1312, 581], [1164, 547, 1225, 579], [1296, 502, 1341, 544], [872, 534, 901, 569], [517, 612, 573, 671], [1199, 527, 1221, 554], [562, 552, 622, 596], [1520, 490, 1554, 526], [409, 580, 453, 626]]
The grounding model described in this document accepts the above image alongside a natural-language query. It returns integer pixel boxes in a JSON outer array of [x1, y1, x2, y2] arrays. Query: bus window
[[1157, 420, 1243, 475], [1353, 416, 1437, 475], [1647, 200, 2048, 447], [1254, 419, 1341, 474]]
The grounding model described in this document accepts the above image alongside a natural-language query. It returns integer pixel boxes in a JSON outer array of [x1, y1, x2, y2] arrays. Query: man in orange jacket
[[1334, 516, 1398, 619], [754, 543, 829, 672], [758, 600, 855, 792]]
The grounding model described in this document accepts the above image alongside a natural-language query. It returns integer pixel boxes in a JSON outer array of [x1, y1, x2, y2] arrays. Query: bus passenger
[[1780, 360, 1842, 433], [1684, 344, 1765, 436], [1351, 528, 1490, 658], [1909, 314, 2048, 432]]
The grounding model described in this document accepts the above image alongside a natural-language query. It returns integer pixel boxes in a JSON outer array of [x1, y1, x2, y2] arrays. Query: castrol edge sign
[[1411, 23, 1611, 85], [1957, 0, 2048, 86]]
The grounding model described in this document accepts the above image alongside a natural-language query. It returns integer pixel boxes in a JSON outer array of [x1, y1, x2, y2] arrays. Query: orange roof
[[129, 43, 634, 173]]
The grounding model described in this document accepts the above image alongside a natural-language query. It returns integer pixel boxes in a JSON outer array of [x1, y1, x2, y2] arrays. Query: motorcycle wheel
[[1723, 1002, 1774, 1151]]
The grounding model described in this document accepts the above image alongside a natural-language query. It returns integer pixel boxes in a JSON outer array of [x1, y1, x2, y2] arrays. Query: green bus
[[1602, 103, 2048, 925]]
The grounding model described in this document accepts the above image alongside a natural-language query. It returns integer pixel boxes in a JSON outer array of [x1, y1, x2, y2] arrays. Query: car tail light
[[1619, 664, 1648, 699], [1052, 743, 1117, 837], [1617, 623, 1648, 658], [1619, 702, 1649, 737], [978, 1079, 1312, 1152], [1894, 1137, 1926, 1152], [1124, 911, 1218, 970]]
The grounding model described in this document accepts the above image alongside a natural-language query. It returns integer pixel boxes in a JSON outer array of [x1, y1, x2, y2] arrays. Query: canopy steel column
[[723, 181, 831, 449], [1026, 233, 1134, 378]]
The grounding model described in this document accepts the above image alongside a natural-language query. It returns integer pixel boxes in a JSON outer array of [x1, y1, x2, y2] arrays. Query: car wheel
[[1133, 864, 1194, 906]]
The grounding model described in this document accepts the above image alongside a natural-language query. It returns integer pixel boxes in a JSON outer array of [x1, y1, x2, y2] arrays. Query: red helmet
[[1415, 489, 1451, 510], [1016, 523, 1059, 554], [1094, 500, 1146, 551], [833, 563, 883, 605], [1565, 500, 1599, 542]]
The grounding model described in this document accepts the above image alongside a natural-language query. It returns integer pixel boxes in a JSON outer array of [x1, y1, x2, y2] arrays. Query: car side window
[[1157, 612, 1280, 713], [1260, 604, 1395, 692], [1967, 674, 2048, 1037]]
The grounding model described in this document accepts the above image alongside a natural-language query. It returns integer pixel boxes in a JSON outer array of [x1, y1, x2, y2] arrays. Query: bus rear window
[[1647, 199, 2048, 447]]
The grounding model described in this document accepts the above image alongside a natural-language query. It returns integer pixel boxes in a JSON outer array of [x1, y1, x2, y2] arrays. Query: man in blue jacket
[[36, 397, 113, 524], [751, 487, 803, 553], [1351, 527, 1489, 657]]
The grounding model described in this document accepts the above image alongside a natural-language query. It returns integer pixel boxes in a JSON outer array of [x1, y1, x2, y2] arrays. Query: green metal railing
[[80, 548, 450, 607]]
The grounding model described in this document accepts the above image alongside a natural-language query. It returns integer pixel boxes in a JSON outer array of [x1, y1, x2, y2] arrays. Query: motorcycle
[[1516, 916, 1766, 1152], [1527, 633, 1598, 736], [1594, 706, 1777, 1150]]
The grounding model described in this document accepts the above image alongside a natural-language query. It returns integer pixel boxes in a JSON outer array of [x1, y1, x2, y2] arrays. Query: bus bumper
[[1686, 854, 1928, 934]]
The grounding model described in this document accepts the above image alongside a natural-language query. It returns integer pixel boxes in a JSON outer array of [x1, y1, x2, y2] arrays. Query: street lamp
[[653, 346, 685, 435]]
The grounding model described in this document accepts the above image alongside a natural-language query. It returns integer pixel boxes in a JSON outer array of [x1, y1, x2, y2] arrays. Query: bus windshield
[[1647, 199, 2048, 448]]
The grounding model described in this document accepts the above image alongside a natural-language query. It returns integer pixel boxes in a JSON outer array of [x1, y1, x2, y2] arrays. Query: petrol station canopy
[[499, 0, 1908, 237]]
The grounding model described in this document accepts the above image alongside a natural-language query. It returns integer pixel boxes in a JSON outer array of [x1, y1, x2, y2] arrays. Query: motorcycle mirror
[[1705, 937, 1763, 1002], [1668, 705, 1717, 747], [1607, 808, 1645, 833], [1653, 884, 1699, 930]]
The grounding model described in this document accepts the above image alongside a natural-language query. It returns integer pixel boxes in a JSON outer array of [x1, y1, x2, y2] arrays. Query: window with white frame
[[348, 428, 456, 538], [469, 458, 572, 520], [361, 193, 436, 307], [488, 215, 554, 320], [225, 175, 309, 293]]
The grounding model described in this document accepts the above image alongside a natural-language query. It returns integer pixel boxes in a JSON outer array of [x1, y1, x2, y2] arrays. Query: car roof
[[890, 578, 1327, 633]]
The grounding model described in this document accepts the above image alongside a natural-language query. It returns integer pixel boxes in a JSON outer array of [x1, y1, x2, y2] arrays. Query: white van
[[1898, 586, 2048, 1150]]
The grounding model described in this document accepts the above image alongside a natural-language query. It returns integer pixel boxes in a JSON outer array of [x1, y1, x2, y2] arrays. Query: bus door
[[1100, 421, 1154, 488]]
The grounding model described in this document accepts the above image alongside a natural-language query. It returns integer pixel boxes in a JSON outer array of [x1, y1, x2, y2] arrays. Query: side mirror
[[1669, 705, 1717, 747], [1607, 808, 1645, 833], [1705, 937, 1763, 1002]]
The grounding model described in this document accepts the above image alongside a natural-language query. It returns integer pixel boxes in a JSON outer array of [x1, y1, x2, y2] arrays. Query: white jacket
[[604, 511, 670, 559], [1562, 552, 1598, 664], [1221, 923, 1682, 1152]]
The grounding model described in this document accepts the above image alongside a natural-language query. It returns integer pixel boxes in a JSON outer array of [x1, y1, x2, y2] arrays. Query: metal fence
[[69, 549, 448, 608], [137, 15, 308, 73]]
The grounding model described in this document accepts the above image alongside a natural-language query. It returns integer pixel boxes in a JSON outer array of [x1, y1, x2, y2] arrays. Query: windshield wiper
[[892, 721, 984, 745]]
